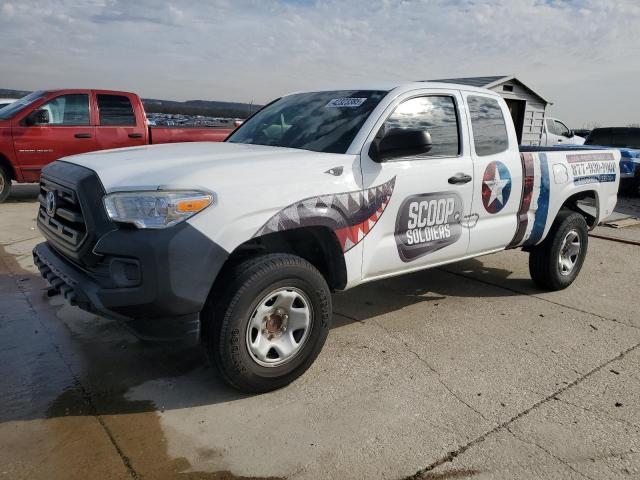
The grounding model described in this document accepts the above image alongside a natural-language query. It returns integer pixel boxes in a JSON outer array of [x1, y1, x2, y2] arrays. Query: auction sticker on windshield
[[325, 98, 367, 108]]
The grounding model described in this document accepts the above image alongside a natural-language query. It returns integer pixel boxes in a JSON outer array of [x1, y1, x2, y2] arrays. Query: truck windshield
[[227, 90, 387, 154], [0, 91, 47, 120]]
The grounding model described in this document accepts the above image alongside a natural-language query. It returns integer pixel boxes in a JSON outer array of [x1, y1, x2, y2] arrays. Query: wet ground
[[1, 184, 640, 480]]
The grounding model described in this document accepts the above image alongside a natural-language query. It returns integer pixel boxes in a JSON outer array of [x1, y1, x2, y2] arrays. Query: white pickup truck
[[33, 82, 620, 392], [541, 117, 585, 146]]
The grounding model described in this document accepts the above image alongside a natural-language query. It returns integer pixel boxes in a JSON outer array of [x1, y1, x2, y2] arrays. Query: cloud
[[0, 0, 638, 126], [1, 2, 15, 15]]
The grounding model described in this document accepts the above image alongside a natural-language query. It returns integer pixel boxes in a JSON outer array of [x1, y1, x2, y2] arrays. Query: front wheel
[[0, 165, 11, 203], [528, 211, 588, 291], [203, 253, 331, 393]]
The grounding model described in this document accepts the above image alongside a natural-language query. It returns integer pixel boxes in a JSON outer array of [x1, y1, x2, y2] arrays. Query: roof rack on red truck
[[0, 89, 236, 202]]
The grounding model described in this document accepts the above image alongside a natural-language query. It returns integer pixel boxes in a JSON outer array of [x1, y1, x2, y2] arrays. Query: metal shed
[[430, 75, 551, 146]]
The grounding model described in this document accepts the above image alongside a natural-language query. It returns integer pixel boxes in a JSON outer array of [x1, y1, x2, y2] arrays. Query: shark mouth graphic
[[254, 177, 396, 252]]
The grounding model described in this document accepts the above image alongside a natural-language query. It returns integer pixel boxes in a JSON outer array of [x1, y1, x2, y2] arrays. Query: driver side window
[[382, 96, 460, 158], [39, 94, 90, 126]]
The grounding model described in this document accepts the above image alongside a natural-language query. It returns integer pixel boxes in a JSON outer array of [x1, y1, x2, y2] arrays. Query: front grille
[[38, 177, 87, 251], [36, 161, 111, 266]]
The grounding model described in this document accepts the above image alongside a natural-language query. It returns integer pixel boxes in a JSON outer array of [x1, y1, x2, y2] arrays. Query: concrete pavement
[[1, 185, 639, 479]]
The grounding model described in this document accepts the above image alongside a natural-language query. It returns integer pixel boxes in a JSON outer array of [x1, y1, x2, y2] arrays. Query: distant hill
[[0, 88, 262, 119], [143, 98, 261, 119]]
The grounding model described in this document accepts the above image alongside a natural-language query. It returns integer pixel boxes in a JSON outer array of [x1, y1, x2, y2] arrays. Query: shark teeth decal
[[254, 176, 396, 252]]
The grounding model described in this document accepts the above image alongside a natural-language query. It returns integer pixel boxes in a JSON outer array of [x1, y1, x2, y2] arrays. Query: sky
[[0, 0, 639, 127]]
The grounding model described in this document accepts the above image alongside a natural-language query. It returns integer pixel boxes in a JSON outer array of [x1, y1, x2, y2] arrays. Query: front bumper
[[33, 223, 228, 342]]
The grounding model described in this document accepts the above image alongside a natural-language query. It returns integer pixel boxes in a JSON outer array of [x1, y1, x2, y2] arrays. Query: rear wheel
[[0, 165, 11, 203], [529, 211, 588, 291], [203, 253, 331, 393]]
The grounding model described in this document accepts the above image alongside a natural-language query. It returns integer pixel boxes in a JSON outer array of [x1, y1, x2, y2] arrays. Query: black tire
[[529, 210, 588, 291], [621, 167, 640, 197], [629, 176, 640, 197], [619, 179, 635, 197], [0, 165, 11, 203], [203, 253, 331, 393]]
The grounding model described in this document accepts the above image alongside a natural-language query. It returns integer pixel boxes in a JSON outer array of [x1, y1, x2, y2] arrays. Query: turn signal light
[[176, 197, 212, 213]]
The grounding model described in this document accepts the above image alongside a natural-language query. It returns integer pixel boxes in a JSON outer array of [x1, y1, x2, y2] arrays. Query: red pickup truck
[[0, 89, 235, 202]]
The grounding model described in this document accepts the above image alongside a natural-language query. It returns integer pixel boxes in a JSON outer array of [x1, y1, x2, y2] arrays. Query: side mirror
[[370, 128, 433, 162], [563, 130, 574, 138], [25, 109, 50, 126]]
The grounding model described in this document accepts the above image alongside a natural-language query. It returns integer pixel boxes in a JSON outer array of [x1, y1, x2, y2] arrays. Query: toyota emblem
[[45, 190, 57, 217]]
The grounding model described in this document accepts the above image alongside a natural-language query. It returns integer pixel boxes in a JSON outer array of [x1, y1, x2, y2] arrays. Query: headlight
[[103, 190, 213, 229]]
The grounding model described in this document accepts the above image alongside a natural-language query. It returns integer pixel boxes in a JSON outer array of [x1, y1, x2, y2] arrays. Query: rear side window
[[97, 95, 136, 126], [467, 96, 508, 156], [39, 94, 90, 126], [383, 96, 460, 157]]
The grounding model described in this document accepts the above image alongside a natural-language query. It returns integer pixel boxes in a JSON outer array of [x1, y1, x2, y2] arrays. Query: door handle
[[448, 173, 472, 185], [128, 133, 143, 138], [74, 133, 92, 139]]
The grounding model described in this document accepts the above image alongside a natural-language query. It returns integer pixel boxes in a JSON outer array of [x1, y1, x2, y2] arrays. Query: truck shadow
[[1, 243, 532, 424], [332, 258, 533, 325]]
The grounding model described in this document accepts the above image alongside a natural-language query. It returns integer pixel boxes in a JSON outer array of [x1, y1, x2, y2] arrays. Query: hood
[[61, 142, 355, 193]]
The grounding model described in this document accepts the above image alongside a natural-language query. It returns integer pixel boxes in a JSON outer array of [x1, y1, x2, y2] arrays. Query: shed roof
[[427, 75, 552, 105]]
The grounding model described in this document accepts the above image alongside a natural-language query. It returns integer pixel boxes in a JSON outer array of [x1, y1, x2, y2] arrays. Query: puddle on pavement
[[1, 243, 280, 480]]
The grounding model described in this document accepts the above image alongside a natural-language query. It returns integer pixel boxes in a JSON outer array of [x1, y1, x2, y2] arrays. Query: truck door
[[462, 93, 522, 255], [12, 93, 96, 181], [360, 90, 474, 280], [93, 92, 147, 149]]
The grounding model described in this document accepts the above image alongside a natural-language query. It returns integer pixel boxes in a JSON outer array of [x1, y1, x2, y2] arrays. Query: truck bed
[[519, 145, 600, 153], [149, 126, 233, 144], [520, 145, 639, 180]]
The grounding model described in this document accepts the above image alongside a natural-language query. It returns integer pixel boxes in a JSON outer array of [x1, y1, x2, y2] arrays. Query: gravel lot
[[1, 185, 639, 480]]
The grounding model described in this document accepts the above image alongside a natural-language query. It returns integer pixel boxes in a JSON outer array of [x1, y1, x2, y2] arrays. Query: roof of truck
[[287, 81, 502, 97], [429, 76, 508, 87], [589, 127, 640, 133], [39, 89, 138, 96]]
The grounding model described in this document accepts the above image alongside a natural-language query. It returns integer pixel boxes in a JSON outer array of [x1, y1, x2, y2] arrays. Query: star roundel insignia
[[482, 161, 512, 214]]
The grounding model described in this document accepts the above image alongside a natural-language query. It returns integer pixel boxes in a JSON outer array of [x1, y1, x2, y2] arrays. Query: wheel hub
[[264, 308, 288, 337], [246, 287, 312, 367], [558, 229, 581, 276]]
